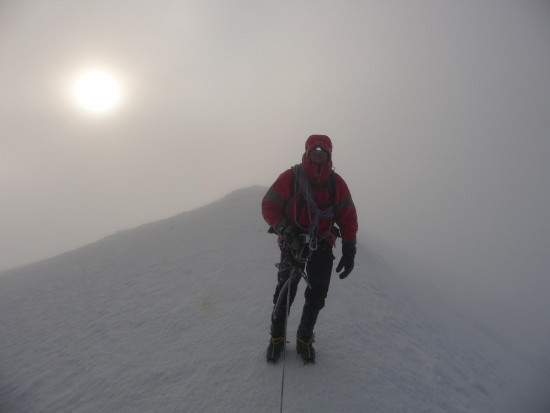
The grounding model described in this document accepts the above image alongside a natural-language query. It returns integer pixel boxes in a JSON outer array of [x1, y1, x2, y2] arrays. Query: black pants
[[272, 242, 335, 314]]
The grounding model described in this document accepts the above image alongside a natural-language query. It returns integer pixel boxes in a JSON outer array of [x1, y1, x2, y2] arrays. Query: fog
[[1, 1, 549, 355]]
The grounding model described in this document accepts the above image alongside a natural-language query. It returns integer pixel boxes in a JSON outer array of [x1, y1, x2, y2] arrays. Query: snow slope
[[1, 186, 548, 412]]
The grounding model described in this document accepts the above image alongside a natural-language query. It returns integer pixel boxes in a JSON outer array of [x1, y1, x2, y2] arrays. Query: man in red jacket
[[262, 134, 358, 363]]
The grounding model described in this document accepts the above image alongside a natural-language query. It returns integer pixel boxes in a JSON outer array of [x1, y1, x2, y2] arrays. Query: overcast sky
[[1, 0, 549, 322]]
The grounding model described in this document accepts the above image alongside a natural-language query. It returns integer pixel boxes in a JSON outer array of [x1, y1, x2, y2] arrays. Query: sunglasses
[[313, 146, 328, 153]]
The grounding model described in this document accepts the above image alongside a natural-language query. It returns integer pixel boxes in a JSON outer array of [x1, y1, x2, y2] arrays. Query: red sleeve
[[333, 173, 358, 244], [261, 169, 293, 228]]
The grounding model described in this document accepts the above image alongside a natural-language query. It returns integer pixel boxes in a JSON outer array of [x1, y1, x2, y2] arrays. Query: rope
[[276, 164, 330, 412], [291, 164, 335, 246], [278, 269, 293, 413], [274, 249, 309, 413], [272, 246, 310, 320]]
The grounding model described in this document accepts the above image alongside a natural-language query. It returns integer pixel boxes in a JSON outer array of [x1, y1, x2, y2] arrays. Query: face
[[308, 146, 330, 164]]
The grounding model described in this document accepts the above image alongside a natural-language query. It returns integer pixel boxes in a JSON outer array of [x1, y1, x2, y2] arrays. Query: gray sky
[[1, 0, 549, 323]]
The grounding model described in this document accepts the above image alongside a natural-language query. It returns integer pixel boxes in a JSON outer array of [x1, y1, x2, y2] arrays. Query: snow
[[1, 186, 549, 412]]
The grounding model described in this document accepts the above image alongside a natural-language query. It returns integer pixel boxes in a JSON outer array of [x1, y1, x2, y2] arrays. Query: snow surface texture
[[1, 186, 548, 412]]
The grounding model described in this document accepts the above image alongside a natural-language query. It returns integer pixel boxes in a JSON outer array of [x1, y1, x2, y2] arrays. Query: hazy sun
[[73, 71, 121, 113]]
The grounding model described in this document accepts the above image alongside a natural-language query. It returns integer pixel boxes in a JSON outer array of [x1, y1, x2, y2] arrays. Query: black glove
[[275, 219, 300, 251], [336, 243, 356, 279]]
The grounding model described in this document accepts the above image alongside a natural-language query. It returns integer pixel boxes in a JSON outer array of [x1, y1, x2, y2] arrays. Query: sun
[[73, 71, 121, 113]]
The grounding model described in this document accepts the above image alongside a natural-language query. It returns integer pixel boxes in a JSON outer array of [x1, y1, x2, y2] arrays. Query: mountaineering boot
[[296, 335, 315, 364], [266, 312, 286, 363], [296, 303, 320, 363], [266, 336, 285, 363]]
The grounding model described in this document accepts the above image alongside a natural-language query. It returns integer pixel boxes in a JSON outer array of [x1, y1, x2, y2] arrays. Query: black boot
[[296, 335, 315, 363], [266, 312, 286, 363], [266, 336, 285, 363], [296, 303, 320, 363]]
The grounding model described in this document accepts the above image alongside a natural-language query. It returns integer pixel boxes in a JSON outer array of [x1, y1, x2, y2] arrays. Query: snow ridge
[[1, 186, 548, 412]]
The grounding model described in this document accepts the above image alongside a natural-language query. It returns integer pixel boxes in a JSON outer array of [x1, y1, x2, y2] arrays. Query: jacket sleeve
[[333, 173, 358, 244], [261, 169, 293, 229]]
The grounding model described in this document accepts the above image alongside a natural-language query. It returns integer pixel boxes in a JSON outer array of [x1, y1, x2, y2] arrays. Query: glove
[[275, 219, 300, 251], [336, 243, 356, 279]]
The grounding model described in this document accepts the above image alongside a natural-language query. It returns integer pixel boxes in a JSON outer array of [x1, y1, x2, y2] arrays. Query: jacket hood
[[305, 134, 332, 154], [301, 134, 333, 183]]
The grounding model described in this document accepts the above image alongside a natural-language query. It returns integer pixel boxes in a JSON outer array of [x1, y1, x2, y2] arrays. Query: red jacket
[[262, 135, 358, 246]]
